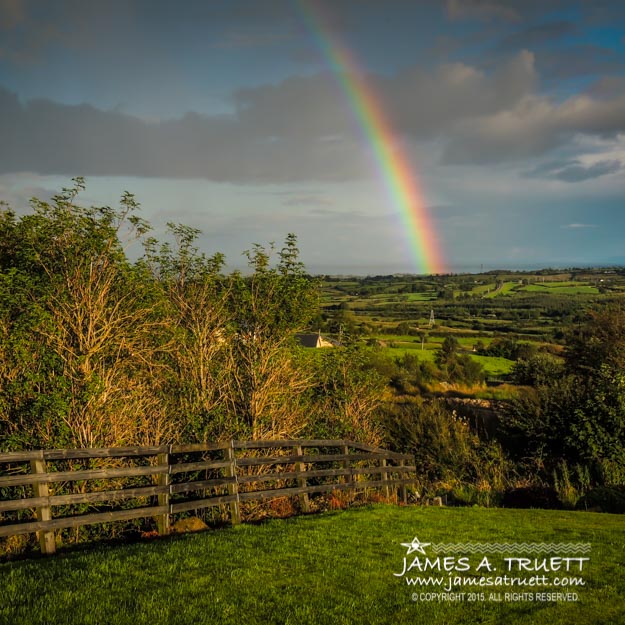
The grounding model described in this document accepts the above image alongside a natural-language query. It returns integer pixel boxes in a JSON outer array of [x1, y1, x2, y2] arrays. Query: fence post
[[295, 444, 310, 513], [381, 458, 390, 501], [225, 440, 241, 525], [399, 458, 407, 504], [30, 451, 55, 555], [342, 443, 354, 504], [342, 443, 353, 485], [156, 446, 171, 535]]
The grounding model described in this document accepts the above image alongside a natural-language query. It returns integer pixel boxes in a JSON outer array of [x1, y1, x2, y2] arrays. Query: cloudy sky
[[1, 0, 624, 274]]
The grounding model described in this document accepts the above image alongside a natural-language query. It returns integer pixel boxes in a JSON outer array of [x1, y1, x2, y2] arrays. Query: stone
[[172, 516, 208, 533]]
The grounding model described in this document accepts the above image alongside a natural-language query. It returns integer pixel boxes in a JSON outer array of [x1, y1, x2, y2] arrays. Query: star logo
[[401, 537, 431, 555]]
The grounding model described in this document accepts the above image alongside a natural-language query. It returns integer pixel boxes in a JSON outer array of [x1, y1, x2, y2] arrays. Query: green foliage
[[303, 346, 385, 444], [477, 337, 536, 361], [569, 365, 625, 462], [510, 353, 563, 386], [503, 302, 625, 485], [0, 184, 343, 449], [436, 336, 459, 365], [565, 302, 625, 375], [576, 486, 625, 513], [382, 399, 508, 499]]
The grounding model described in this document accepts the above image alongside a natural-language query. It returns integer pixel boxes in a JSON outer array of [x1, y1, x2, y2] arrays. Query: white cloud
[[561, 223, 599, 229]]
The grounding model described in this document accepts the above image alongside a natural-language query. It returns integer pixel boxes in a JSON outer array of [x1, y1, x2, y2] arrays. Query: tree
[[222, 235, 319, 439], [565, 303, 625, 376], [503, 303, 625, 478], [305, 346, 384, 445], [436, 336, 459, 366], [141, 222, 230, 442], [0, 179, 175, 449]]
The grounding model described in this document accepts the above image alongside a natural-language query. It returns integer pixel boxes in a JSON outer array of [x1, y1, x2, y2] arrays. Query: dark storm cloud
[[0, 85, 369, 182], [387, 50, 536, 136], [1, 43, 624, 179]]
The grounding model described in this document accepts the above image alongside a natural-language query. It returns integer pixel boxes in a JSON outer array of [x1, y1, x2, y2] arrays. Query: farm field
[[484, 281, 521, 297], [519, 284, 599, 295], [319, 268, 625, 393], [1, 505, 622, 625], [469, 354, 515, 377]]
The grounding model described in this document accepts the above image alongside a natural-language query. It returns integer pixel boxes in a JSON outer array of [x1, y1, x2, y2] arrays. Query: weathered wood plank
[[44, 446, 168, 460], [235, 451, 386, 468], [235, 454, 303, 467], [237, 471, 298, 484], [0, 496, 48, 513], [170, 494, 238, 514], [303, 477, 414, 496], [232, 439, 347, 450], [238, 486, 303, 502], [169, 460, 231, 474], [0, 464, 168, 488], [347, 442, 413, 460], [237, 479, 412, 501], [304, 452, 395, 463], [0, 505, 168, 537], [232, 440, 299, 450], [170, 477, 236, 494], [171, 442, 230, 453], [0, 486, 169, 512], [303, 467, 351, 480], [0, 450, 44, 463]]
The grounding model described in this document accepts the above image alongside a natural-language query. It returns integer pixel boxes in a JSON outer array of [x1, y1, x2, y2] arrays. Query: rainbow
[[296, 1, 445, 274]]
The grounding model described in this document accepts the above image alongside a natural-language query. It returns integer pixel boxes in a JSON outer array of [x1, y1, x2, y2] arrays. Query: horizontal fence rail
[[0, 439, 417, 555]]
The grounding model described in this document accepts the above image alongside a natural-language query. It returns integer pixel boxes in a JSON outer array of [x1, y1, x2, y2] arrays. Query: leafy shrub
[[501, 486, 562, 510], [575, 486, 625, 514]]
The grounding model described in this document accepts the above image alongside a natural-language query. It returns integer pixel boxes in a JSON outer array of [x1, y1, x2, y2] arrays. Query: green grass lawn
[[1, 506, 623, 625], [469, 354, 515, 377]]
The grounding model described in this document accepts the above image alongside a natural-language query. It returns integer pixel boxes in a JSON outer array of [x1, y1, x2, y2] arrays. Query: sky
[[1, 0, 624, 274]]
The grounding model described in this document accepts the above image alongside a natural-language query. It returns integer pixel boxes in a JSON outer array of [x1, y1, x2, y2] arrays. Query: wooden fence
[[0, 439, 416, 555]]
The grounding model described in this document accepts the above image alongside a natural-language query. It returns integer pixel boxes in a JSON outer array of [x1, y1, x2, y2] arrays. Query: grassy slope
[[520, 284, 599, 295], [1, 506, 623, 625], [470, 354, 515, 376]]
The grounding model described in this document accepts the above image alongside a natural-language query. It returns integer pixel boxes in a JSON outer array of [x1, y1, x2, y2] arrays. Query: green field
[[1, 506, 623, 625], [519, 284, 599, 295], [484, 282, 521, 298], [471, 283, 497, 295], [383, 346, 438, 361], [470, 354, 516, 377]]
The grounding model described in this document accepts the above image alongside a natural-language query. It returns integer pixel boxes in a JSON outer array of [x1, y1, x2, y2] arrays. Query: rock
[[423, 496, 444, 507], [172, 516, 208, 533]]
